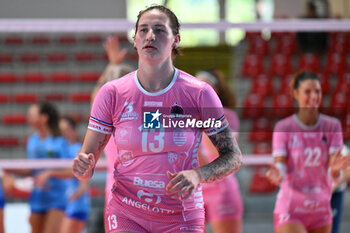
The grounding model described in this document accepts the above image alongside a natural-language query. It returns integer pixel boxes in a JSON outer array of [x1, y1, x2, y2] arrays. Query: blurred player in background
[[331, 145, 350, 233], [197, 69, 243, 233], [91, 35, 133, 209], [3, 102, 73, 233], [59, 116, 90, 233], [266, 71, 350, 233], [0, 172, 4, 233]]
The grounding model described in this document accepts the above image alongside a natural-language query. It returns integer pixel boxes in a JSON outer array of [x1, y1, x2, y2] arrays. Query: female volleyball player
[[0, 175, 4, 233], [266, 71, 350, 233], [26, 102, 72, 233], [73, 5, 242, 233], [59, 116, 90, 233], [197, 69, 243, 233]]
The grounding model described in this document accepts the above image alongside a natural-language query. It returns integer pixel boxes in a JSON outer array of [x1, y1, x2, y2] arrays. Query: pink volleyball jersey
[[272, 114, 343, 215], [104, 135, 117, 205], [89, 68, 228, 222]]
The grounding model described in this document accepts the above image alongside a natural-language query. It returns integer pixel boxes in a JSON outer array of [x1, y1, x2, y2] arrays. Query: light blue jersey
[[65, 142, 90, 221], [27, 133, 70, 213], [0, 179, 4, 208]]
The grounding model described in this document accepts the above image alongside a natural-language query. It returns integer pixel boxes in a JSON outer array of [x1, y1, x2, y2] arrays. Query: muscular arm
[[81, 129, 110, 160], [194, 127, 242, 183], [73, 129, 110, 180]]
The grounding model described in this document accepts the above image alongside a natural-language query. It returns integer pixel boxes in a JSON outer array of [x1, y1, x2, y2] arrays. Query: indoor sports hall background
[[0, 0, 349, 232]]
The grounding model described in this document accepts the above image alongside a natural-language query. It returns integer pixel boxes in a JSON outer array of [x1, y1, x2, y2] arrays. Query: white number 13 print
[[140, 125, 165, 153], [107, 214, 117, 231], [304, 147, 321, 167]]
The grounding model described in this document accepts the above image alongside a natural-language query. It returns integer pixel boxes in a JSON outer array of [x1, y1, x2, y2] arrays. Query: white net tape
[[0, 155, 273, 170], [0, 19, 349, 32]]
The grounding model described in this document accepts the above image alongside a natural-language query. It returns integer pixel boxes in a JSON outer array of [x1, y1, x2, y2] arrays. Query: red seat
[[249, 118, 273, 142], [271, 32, 294, 41], [252, 142, 272, 155], [78, 72, 100, 82], [245, 32, 262, 41], [324, 53, 347, 75], [329, 92, 347, 116], [0, 94, 9, 103], [5, 36, 23, 45], [58, 35, 77, 44], [344, 114, 350, 140], [31, 35, 50, 45], [0, 137, 20, 147], [20, 53, 40, 63], [47, 52, 67, 63], [14, 93, 39, 103], [23, 73, 45, 83], [0, 54, 13, 63], [0, 73, 17, 83], [275, 34, 296, 56], [248, 37, 269, 57], [269, 53, 292, 77], [75, 52, 94, 62], [51, 72, 73, 82], [84, 34, 104, 44], [271, 93, 294, 118], [2, 114, 27, 125], [242, 53, 264, 78], [336, 72, 350, 93], [243, 93, 266, 118], [298, 53, 320, 73], [69, 92, 91, 102], [250, 74, 274, 97], [318, 73, 331, 95], [45, 93, 64, 101], [278, 74, 294, 93]]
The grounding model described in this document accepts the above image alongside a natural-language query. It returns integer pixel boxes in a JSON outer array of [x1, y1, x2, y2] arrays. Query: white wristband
[[276, 162, 286, 180]]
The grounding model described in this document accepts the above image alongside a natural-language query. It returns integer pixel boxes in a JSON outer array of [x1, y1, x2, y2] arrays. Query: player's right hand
[[266, 163, 283, 186], [72, 153, 95, 181]]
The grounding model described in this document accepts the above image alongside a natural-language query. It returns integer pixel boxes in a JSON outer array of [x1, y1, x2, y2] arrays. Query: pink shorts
[[105, 198, 205, 233], [273, 211, 332, 231], [273, 191, 332, 231], [203, 175, 243, 222]]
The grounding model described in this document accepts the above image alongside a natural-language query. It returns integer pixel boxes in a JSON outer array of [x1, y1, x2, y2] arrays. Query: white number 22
[[304, 147, 321, 167]]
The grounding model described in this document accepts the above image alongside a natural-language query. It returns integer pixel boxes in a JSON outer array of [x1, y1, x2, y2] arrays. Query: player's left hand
[[35, 171, 52, 188], [166, 170, 201, 201], [330, 149, 350, 179]]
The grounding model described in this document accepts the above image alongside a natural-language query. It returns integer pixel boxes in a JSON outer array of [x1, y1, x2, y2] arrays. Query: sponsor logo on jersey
[[144, 101, 163, 107], [173, 129, 187, 146], [170, 102, 184, 115], [143, 110, 162, 129], [119, 150, 135, 166], [179, 226, 202, 232], [122, 195, 175, 214], [289, 134, 302, 148], [322, 135, 327, 144], [133, 177, 165, 189], [303, 133, 317, 138], [120, 101, 138, 121]]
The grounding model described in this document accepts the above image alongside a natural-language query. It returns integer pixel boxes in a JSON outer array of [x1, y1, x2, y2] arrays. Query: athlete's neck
[[137, 58, 174, 93], [296, 109, 319, 126], [37, 126, 51, 139]]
